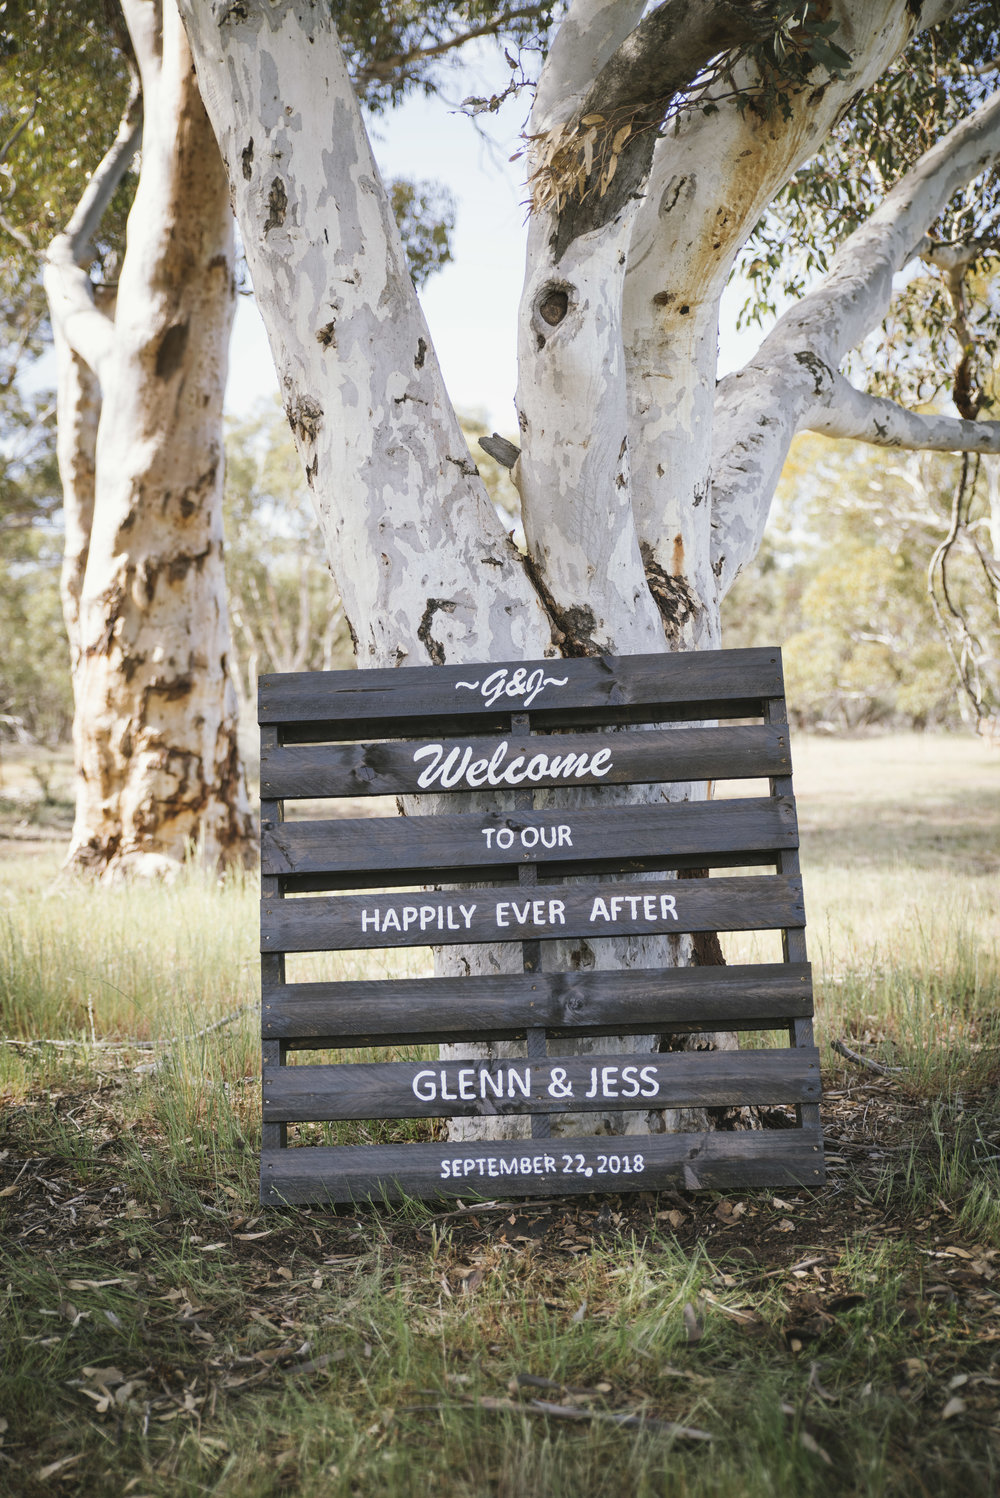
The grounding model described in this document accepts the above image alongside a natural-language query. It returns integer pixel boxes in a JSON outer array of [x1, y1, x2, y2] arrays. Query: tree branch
[[356, 8, 550, 86], [0, 94, 38, 169], [917, 235, 1000, 417], [42, 76, 142, 384], [710, 83, 1000, 597], [808, 369, 1000, 452], [0, 211, 34, 253], [622, 1, 958, 643], [63, 71, 142, 258], [531, 0, 647, 132], [119, 0, 164, 95], [926, 454, 995, 725], [777, 86, 1000, 368], [584, 0, 766, 121], [918, 235, 1000, 270]]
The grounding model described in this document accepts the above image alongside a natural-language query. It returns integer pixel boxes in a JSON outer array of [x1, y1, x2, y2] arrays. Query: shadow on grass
[[800, 788, 1000, 876], [2, 1070, 1000, 1498]]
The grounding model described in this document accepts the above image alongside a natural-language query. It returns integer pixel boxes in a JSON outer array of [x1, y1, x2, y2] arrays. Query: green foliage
[[0, 546, 72, 745], [783, 546, 957, 731], [389, 177, 456, 290], [223, 402, 353, 707], [733, 2, 853, 124], [0, 381, 58, 531], [332, 0, 556, 112], [0, 2, 535, 376], [0, 0, 135, 374], [0, 385, 71, 742]]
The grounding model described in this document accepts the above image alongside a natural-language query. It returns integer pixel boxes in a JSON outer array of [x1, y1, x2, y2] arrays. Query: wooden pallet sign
[[258, 647, 824, 1205]]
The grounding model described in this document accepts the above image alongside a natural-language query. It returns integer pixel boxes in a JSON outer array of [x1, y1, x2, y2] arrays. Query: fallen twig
[[759, 1255, 826, 1280], [831, 1039, 903, 1076], [465, 1394, 712, 1439], [0, 1004, 254, 1053], [427, 1199, 561, 1220], [511, 1372, 607, 1398], [699, 1289, 756, 1322]]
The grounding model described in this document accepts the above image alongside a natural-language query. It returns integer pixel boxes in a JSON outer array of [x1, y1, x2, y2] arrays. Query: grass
[[2, 732, 1000, 1495]]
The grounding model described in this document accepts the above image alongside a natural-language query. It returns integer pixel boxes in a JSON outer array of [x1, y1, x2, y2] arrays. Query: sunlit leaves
[[0, 1, 135, 267], [389, 178, 456, 290], [0, 1, 135, 375], [739, 4, 853, 124]]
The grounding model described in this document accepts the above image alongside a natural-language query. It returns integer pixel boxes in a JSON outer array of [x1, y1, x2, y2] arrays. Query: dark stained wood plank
[[262, 962, 814, 1047], [766, 694, 821, 1132], [261, 797, 797, 881], [261, 723, 791, 799], [260, 1127, 825, 1203], [263, 1047, 820, 1122], [259, 648, 784, 739], [275, 849, 785, 895], [260, 726, 288, 1152], [261, 874, 805, 954]]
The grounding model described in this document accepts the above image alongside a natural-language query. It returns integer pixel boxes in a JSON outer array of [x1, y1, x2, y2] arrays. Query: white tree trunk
[[181, 0, 554, 671], [624, 0, 961, 643], [45, 0, 254, 878]]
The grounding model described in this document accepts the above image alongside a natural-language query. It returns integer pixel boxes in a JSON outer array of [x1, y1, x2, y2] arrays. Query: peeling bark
[[180, 0, 556, 670], [47, 0, 253, 879]]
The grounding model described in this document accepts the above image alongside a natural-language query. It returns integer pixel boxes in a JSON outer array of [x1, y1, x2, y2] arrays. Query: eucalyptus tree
[[175, 0, 1000, 1137], [177, 0, 1000, 672], [3, 0, 548, 879], [31, 0, 253, 878]]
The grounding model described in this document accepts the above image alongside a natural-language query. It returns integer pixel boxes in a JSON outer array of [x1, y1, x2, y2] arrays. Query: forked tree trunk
[[46, 0, 253, 879], [178, 0, 1000, 1135]]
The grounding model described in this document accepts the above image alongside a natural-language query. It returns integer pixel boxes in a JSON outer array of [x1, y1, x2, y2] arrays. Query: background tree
[[0, 385, 72, 744], [5, 0, 253, 879], [1, 0, 550, 879], [223, 403, 352, 716], [0, 0, 134, 385], [723, 436, 966, 731]]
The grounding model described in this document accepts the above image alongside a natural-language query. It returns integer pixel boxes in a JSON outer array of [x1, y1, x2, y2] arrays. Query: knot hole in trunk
[[533, 283, 573, 350]]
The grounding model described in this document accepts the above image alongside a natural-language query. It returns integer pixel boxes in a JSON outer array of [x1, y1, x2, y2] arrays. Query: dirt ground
[[4, 1068, 999, 1388]]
